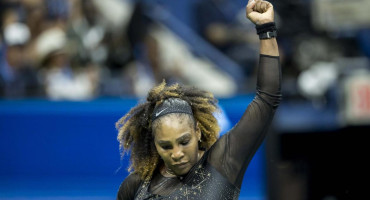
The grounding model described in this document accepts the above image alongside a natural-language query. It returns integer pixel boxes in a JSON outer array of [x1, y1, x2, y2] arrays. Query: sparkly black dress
[[117, 55, 282, 200]]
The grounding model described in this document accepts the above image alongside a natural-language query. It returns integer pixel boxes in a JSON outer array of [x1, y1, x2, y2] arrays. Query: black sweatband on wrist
[[255, 22, 277, 35]]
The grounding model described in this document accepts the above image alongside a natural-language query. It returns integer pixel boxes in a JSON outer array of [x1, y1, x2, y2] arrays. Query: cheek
[[155, 145, 170, 161], [183, 141, 199, 157]]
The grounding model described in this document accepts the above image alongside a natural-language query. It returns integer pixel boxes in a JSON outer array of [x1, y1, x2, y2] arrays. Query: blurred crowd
[[0, 0, 240, 100], [0, 0, 134, 100], [1, 0, 370, 101]]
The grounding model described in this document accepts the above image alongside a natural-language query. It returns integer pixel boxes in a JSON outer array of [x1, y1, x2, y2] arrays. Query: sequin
[[134, 151, 240, 200]]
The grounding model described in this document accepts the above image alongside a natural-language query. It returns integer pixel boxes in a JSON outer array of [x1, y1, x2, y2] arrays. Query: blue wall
[[0, 96, 266, 199]]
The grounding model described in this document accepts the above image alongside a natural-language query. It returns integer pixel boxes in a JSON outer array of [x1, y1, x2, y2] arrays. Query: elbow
[[270, 92, 282, 109], [272, 95, 282, 109], [256, 90, 282, 109]]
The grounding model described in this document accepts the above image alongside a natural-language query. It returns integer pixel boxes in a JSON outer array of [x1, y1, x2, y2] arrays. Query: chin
[[174, 165, 192, 176]]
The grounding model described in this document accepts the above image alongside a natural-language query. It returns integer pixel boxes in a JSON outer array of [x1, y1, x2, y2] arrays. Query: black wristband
[[259, 31, 277, 40], [255, 22, 277, 39], [255, 22, 277, 34]]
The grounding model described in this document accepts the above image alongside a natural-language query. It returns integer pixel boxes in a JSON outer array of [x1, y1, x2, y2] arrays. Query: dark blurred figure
[[34, 0, 101, 100], [0, 3, 42, 98], [194, 0, 259, 79], [67, 0, 135, 96]]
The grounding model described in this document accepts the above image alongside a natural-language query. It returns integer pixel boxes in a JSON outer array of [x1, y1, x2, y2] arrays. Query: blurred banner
[[312, 0, 370, 31], [342, 74, 370, 125]]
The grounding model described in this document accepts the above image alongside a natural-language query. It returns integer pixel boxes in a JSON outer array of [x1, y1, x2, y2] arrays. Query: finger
[[261, 1, 268, 12], [259, 0, 268, 13], [266, 1, 273, 11], [264, 1, 273, 11], [246, 0, 257, 15], [265, 2, 274, 16], [255, 0, 262, 13]]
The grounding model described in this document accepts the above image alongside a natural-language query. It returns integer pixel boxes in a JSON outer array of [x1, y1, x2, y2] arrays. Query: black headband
[[151, 98, 193, 122]]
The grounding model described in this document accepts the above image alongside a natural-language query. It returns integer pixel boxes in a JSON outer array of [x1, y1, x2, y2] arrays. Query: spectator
[[35, 27, 99, 100], [0, 21, 41, 98], [194, 0, 259, 78]]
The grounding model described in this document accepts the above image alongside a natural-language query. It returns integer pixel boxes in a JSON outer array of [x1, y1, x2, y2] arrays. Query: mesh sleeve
[[208, 54, 282, 188], [117, 173, 142, 200]]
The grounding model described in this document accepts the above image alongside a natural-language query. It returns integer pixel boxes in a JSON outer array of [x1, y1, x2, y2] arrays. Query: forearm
[[260, 38, 279, 56]]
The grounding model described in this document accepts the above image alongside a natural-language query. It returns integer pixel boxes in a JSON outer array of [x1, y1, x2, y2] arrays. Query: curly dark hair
[[116, 81, 220, 181]]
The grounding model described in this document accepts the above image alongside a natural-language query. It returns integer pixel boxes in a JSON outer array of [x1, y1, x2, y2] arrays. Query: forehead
[[153, 114, 194, 140]]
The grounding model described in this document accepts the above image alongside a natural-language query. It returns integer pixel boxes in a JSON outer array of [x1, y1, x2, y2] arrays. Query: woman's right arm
[[207, 0, 281, 188], [117, 173, 142, 200]]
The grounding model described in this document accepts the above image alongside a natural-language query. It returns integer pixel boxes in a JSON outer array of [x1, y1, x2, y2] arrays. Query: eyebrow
[[157, 133, 191, 145], [176, 133, 191, 142]]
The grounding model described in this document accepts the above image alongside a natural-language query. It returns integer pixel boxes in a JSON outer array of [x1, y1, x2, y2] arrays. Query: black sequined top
[[117, 55, 282, 200]]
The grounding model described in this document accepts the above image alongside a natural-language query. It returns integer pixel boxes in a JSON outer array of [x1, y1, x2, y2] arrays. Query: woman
[[116, 0, 281, 199]]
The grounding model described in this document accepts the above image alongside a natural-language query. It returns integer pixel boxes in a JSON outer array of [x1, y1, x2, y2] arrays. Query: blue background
[[0, 95, 266, 200]]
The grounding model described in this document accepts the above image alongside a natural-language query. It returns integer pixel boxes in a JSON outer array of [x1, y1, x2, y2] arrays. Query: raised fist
[[246, 0, 274, 25]]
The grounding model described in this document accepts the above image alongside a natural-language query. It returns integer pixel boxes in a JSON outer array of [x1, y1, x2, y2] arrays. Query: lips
[[173, 162, 188, 168]]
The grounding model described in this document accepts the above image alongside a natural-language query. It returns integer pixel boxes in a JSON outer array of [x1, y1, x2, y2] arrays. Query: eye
[[180, 140, 190, 146], [161, 145, 172, 150]]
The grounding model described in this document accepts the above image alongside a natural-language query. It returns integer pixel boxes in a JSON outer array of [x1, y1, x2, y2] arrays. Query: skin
[[153, 114, 203, 177]]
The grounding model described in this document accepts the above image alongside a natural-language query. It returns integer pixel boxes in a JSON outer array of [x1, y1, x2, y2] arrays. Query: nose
[[171, 146, 184, 161]]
